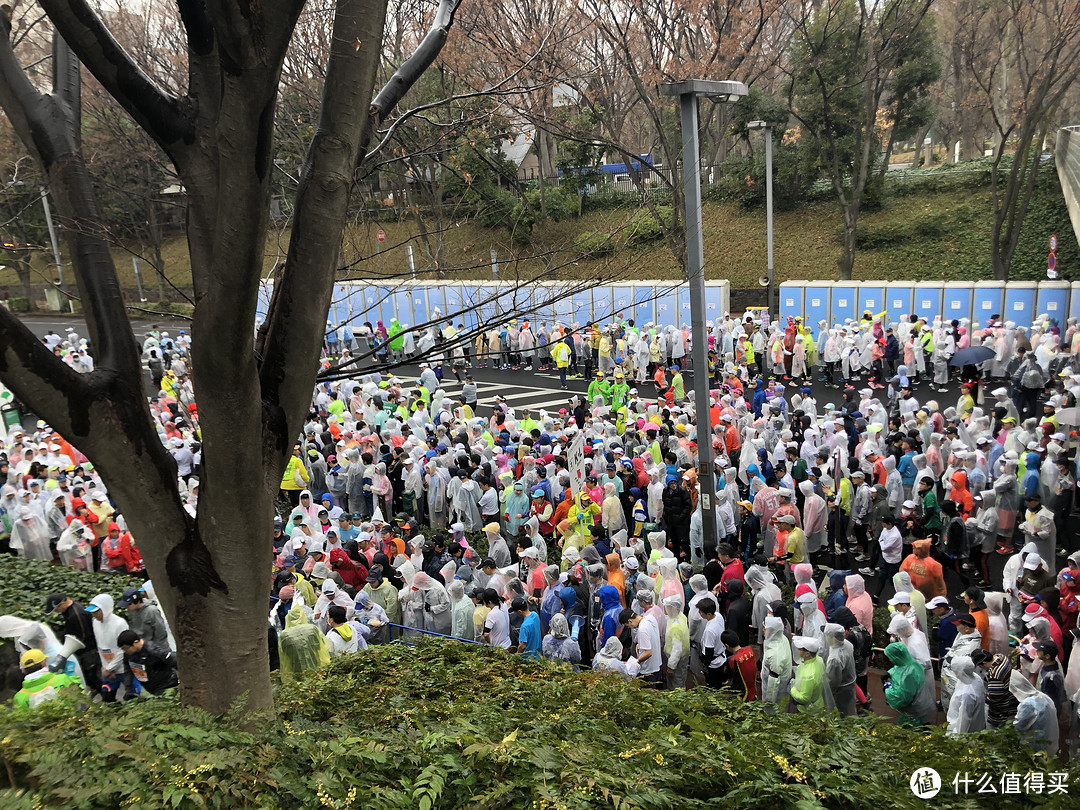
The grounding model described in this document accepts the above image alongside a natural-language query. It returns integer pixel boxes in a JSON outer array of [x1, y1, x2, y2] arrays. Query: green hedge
[[0, 557, 144, 638], [573, 230, 617, 258], [0, 641, 1071, 809]]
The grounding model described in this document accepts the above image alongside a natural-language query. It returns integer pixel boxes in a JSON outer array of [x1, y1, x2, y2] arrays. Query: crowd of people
[[3, 309, 1080, 758]]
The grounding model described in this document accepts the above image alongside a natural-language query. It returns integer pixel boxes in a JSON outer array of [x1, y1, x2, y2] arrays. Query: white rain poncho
[[57, 519, 93, 570], [412, 571, 452, 635], [10, 507, 51, 560], [1010, 669, 1059, 755], [593, 636, 638, 678], [87, 593, 129, 678], [745, 564, 783, 644], [656, 557, 683, 611], [0, 615, 85, 686], [797, 592, 828, 662], [945, 655, 986, 735], [313, 580, 355, 633], [824, 622, 857, 716], [761, 616, 793, 709], [984, 592, 1010, 656]]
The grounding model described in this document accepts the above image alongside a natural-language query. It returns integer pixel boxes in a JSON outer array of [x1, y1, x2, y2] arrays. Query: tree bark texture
[[0, 0, 459, 713]]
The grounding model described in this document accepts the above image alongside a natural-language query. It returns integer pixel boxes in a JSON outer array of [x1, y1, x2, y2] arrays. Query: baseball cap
[[19, 649, 46, 669], [510, 596, 529, 611], [1034, 640, 1059, 657], [118, 587, 144, 608], [44, 593, 67, 614], [888, 592, 911, 605], [926, 596, 950, 610], [951, 614, 977, 627]]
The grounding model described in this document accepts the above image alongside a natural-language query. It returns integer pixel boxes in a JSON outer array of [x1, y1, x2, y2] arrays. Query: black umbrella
[[949, 346, 995, 367]]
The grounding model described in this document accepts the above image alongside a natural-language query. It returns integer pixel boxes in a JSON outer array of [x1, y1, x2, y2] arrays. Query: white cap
[[888, 591, 911, 605], [1023, 554, 1043, 570], [926, 596, 950, 610]]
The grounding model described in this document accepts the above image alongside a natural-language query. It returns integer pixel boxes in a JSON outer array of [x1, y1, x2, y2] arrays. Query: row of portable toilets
[[257, 280, 732, 332], [779, 280, 1080, 338]]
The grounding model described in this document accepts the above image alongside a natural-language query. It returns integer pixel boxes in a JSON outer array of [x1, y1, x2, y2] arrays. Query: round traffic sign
[[1048, 252, 1057, 271], [377, 229, 386, 243], [1050, 234, 1058, 251]]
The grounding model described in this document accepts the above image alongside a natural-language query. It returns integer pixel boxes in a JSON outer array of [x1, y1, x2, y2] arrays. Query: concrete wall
[[1056, 126, 1080, 250]]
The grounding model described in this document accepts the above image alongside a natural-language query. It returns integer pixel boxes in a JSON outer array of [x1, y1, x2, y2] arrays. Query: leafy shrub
[[525, 187, 575, 222], [573, 230, 616, 258], [0, 641, 1067, 809], [623, 205, 672, 247], [0, 557, 144, 638], [6, 296, 29, 312]]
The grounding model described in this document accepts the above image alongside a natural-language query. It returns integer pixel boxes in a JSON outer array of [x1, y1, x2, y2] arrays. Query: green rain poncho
[[278, 604, 331, 680], [789, 637, 826, 713], [884, 641, 933, 728]]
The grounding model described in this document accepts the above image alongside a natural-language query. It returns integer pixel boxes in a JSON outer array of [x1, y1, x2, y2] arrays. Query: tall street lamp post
[[660, 79, 747, 554], [747, 120, 775, 317]]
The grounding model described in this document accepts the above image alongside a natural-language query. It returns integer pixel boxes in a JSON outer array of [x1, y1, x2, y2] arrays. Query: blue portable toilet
[[830, 282, 858, 325], [802, 282, 830, 336], [885, 282, 913, 329], [347, 285, 367, 327], [329, 284, 352, 327], [942, 282, 973, 325], [655, 285, 677, 327], [858, 282, 885, 323], [972, 281, 1004, 328], [1004, 282, 1037, 327], [592, 286, 614, 322], [676, 284, 693, 327], [634, 285, 655, 325], [393, 287, 414, 326], [704, 282, 727, 323], [444, 284, 470, 330], [476, 285, 499, 327], [1071, 282, 1080, 323], [529, 283, 553, 326], [257, 281, 273, 322], [410, 287, 429, 324], [912, 283, 942, 324], [1036, 281, 1069, 328], [572, 289, 593, 325], [552, 285, 573, 327], [612, 285, 633, 319], [779, 282, 803, 326]]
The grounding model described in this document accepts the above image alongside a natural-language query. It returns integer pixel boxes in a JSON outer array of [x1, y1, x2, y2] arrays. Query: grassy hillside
[[2, 161, 1076, 296]]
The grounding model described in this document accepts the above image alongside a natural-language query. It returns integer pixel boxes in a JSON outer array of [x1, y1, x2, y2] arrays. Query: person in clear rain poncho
[[663, 595, 690, 689], [761, 616, 793, 711], [746, 564, 783, 644], [945, 655, 986, 735], [278, 603, 331, 680], [10, 507, 52, 561], [796, 592, 828, 662], [824, 623, 857, 717], [411, 572, 452, 636], [542, 614, 581, 669], [448, 580, 474, 640], [593, 636, 638, 678], [1010, 668, 1059, 755]]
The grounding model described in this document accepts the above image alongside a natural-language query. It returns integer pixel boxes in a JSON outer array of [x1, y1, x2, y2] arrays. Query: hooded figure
[[448, 580, 475, 640], [746, 565, 783, 644], [824, 622, 857, 716], [87, 593, 129, 686], [844, 574, 874, 634], [761, 615, 793, 710], [594, 635, 637, 677], [504, 482, 531, 538], [892, 571, 927, 637], [945, 655, 986, 735], [984, 592, 1010, 656], [883, 641, 935, 727], [663, 595, 690, 689], [411, 571, 452, 635], [789, 636, 831, 712], [278, 603, 331, 680], [1010, 669, 1059, 755]]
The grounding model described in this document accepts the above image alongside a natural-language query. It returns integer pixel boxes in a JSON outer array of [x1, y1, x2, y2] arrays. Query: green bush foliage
[[573, 231, 616, 258], [0, 640, 1071, 809], [0, 557, 144, 638], [623, 205, 672, 247]]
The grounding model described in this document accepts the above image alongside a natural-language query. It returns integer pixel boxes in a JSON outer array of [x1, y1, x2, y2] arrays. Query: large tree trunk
[[0, 0, 460, 714], [837, 205, 857, 280]]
